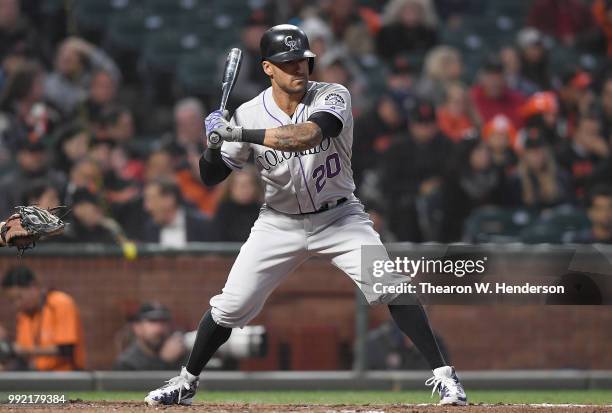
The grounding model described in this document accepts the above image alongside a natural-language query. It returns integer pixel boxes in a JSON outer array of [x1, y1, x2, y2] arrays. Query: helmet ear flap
[[308, 57, 314, 74]]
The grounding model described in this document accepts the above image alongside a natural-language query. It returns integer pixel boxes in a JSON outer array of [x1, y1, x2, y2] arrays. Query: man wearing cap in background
[[470, 55, 526, 128], [113, 302, 188, 371], [379, 99, 453, 241], [0, 266, 85, 371], [0, 139, 66, 218]]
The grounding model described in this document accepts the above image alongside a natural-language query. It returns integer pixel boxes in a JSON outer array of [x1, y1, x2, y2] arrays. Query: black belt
[[306, 197, 348, 215]]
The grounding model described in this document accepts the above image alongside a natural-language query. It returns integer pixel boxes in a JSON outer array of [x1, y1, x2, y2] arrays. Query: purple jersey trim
[[221, 154, 243, 170], [297, 155, 317, 211], [262, 90, 284, 127]]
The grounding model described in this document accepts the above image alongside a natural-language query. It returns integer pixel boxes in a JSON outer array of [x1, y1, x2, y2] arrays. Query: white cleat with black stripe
[[426, 365, 468, 406], [144, 367, 199, 406]]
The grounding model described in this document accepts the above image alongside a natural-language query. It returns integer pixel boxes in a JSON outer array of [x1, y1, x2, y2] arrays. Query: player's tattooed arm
[[263, 122, 322, 151]]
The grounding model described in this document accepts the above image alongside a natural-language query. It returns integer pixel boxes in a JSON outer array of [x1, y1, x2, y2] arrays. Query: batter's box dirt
[[1, 402, 612, 413]]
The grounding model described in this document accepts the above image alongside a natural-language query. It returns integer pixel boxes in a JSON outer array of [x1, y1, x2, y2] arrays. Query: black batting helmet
[[260, 24, 316, 74]]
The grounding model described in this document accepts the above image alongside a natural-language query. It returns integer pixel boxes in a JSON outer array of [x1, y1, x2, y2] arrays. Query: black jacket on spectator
[[140, 207, 215, 243], [557, 141, 610, 200], [380, 133, 453, 198], [113, 342, 184, 371], [379, 132, 453, 241], [58, 219, 117, 244], [376, 23, 438, 61], [212, 201, 261, 242], [353, 109, 405, 186]]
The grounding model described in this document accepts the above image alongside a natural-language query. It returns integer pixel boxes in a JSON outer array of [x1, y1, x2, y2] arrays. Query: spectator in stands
[[556, 68, 594, 140], [53, 123, 90, 174], [436, 82, 479, 143], [0, 60, 59, 155], [0, 0, 41, 61], [592, 0, 612, 57], [442, 140, 507, 241], [144, 147, 175, 182], [516, 27, 551, 91], [508, 132, 572, 210], [519, 91, 562, 148], [232, 12, 271, 104], [417, 45, 463, 104], [85, 69, 118, 123], [583, 184, 612, 243], [59, 187, 121, 244], [303, 0, 374, 57], [142, 178, 215, 246], [597, 76, 612, 140], [300, 15, 335, 64], [353, 91, 408, 186], [44, 36, 119, 115], [365, 201, 397, 242], [557, 111, 610, 200], [317, 50, 367, 112], [0, 139, 66, 218], [1, 266, 85, 371], [21, 179, 61, 209], [527, 0, 592, 47], [481, 115, 518, 172], [64, 157, 103, 204], [113, 302, 187, 370], [173, 98, 205, 152], [470, 55, 526, 128], [500, 46, 540, 97], [376, 0, 438, 61], [379, 99, 453, 241], [91, 104, 134, 143], [212, 166, 263, 242], [175, 145, 224, 217]]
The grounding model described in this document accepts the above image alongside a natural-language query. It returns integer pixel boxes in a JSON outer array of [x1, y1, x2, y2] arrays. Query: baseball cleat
[[425, 365, 468, 406], [144, 367, 199, 406]]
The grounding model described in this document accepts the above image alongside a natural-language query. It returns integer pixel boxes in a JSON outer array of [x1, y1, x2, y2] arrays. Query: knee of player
[[210, 298, 261, 328]]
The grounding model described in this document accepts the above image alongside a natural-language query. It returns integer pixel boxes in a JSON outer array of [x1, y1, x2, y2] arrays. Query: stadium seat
[[519, 205, 591, 244], [73, 0, 120, 34], [105, 9, 149, 54], [176, 51, 221, 96], [142, 30, 203, 77], [463, 207, 536, 243], [540, 205, 591, 231], [519, 223, 567, 244]]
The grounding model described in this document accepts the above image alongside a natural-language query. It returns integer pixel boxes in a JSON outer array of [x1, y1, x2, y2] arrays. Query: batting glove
[[211, 119, 243, 144], [204, 110, 226, 149]]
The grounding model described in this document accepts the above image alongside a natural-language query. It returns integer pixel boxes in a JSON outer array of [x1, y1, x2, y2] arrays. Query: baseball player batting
[[145, 24, 467, 406]]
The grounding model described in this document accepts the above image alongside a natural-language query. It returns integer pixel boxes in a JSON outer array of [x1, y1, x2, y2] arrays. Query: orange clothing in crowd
[[175, 169, 224, 216], [436, 108, 476, 143], [16, 290, 85, 371], [593, 0, 612, 56]]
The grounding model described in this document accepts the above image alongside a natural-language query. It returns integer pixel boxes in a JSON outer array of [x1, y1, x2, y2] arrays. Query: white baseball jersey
[[221, 81, 355, 214]]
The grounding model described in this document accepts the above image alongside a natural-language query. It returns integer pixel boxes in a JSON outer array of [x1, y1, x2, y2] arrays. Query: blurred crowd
[[1, 0, 612, 245]]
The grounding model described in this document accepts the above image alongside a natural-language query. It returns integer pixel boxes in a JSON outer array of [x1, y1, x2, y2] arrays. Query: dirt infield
[[1, 401, 612, 413]]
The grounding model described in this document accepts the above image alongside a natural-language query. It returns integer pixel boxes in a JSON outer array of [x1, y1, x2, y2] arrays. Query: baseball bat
[[209, 48, 242, 146], [219, 47, 243, 112]]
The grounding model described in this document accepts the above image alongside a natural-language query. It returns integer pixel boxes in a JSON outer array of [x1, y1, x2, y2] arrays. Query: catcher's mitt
[[0, 206, 68, 255]]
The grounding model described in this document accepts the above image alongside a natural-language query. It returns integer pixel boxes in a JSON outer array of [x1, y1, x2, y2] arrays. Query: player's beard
[[278, 76, 308, 96]]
